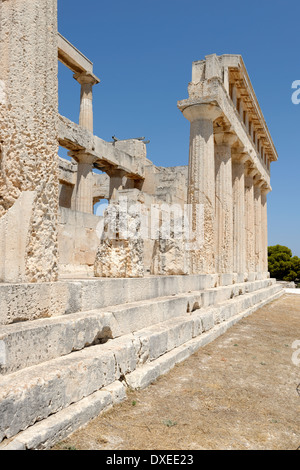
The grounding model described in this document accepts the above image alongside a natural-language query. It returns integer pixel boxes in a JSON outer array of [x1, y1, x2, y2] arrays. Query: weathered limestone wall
[[0, 192, 36, 283], [94, 190, 147, 278], [143, 163, 188, 207], [0, 0, 59, 282], [151, 231, 190, 276], [58, 208, 102, 277]]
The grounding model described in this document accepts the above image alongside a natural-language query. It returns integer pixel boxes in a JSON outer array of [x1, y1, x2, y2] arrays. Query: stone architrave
[[214, 132, 236, 274], [0, 0, 59, 282], [181, 103, 222, 274]]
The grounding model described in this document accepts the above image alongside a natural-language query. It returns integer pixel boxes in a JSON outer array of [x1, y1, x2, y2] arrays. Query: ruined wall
[[58, 207, 102, 276], [0, 0, 59, 282], [154, 166, 188, 207], [94, 191, 146, 278], [142, 161, 188, 207]]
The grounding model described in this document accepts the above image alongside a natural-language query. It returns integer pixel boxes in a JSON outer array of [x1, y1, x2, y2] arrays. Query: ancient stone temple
[[0, 0, 283, 450]]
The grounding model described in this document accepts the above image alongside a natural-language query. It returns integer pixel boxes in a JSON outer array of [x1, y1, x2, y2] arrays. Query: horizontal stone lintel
[[58, 115, 145, 179], [58, 33, 94, 76]]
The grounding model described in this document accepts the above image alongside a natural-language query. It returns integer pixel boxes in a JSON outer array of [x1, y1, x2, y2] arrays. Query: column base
[[255, 271, 270, 281], [233, 272, 248, 284], [246, 272, 256, 282], [218, 273, 235, 286], [213, 272, 271, 287], [232, 272, 270, 282]]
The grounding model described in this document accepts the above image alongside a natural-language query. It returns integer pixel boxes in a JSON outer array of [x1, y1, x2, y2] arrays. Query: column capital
[[245, 164, 258, 177], [253, 175, 265, 189], [261, 184, 272, 195], [106, 167, 127, 178], [232, 150, 251, 164], [182, 103, 222, 123], [214, 132, 238, 147], [74, 71, 100, 86], [68, 150, 96, 165]]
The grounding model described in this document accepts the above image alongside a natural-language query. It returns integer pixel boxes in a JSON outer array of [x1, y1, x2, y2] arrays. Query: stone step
[[0, 284, 283, 451], [0, 282, 283, 445], [125, 286, 284, 391], [0, 278, 276, 375], [0, 272, 270, 325], [0, 382, 127, 451], [0, 274, 220, 325]]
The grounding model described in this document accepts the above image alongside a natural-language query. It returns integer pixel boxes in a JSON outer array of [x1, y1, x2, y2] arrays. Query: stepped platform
[[0, 274, 283, 450]]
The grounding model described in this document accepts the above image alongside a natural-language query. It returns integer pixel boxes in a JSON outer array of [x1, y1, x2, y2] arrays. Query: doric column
[[254, 178, 264, 274], [107, 169, 127, 200], [182, 103, 222, 274], [232, 151, 248, 276], [74, 72, 100, 133], [214, 132, 237, 273], [71, 152, 95, 214], [261, 185, 270, 275], [244, 167, 256, 275]]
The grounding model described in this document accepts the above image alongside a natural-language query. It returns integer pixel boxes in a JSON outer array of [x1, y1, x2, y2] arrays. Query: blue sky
[[58, 0, 300, 257]]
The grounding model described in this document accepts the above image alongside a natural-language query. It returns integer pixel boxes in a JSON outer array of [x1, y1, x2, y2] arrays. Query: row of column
[[184, 104, 269, 276]]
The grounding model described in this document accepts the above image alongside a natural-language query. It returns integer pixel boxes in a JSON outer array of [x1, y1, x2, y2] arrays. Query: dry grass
[[53, 294, 300, 451]]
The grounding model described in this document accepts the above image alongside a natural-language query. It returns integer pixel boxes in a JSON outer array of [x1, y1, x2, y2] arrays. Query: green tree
[[268, 245, 300, 282]]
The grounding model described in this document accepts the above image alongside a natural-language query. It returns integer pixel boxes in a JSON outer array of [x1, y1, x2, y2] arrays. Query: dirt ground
[[53, 294, 300, 451]]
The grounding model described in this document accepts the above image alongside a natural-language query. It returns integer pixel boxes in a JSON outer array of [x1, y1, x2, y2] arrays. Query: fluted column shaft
[[254, 182, 263, 273], [74, 72, 99, 133], [261, 189, 269, 273], [244, 171, 256, 274], [232, 155, 247, 274], [107, 169, 126, 199], [183, 104, 222, 274], [214, 133, 236, 273], [71, 152, 95, 214], [71, 71, 99, 214]]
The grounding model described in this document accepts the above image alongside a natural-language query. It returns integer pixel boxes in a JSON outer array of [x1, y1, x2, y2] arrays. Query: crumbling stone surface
[[151, 218, 190, 276], [95, 238, 144, 278], [151, 237, 190, 276], [0, 0, 59, 282], [94, 202, 145, 278]]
